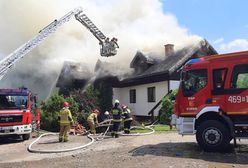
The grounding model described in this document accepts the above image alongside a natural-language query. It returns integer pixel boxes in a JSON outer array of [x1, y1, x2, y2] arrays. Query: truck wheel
[[22, 134, 30, 141], [196, 120, 230, 152]]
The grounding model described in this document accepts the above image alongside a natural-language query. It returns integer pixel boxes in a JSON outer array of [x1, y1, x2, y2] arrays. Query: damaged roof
[[56, 39, 217, 88], [94, 59, 133, 80], [114, 39, 218, 87], [130, 51, 158, 68], [56, 61, 92, 88]]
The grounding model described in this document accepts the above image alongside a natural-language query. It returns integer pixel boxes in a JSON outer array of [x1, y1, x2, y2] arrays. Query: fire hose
[[96, 119, 155, 137], [27, 132, 95, 153], [119, 126, 155, 136], [94, 119, 113, 140], [27, 119, 155, 153], [119, 120, 157, 136], [27, 120, 113, 153]]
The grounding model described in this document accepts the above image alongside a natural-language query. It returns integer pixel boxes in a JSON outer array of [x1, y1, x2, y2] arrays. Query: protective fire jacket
[[122, 108, 133, 121], [87, 113, 98, 123], [59, 107, 73, 125], [112, 106, 122, 122]]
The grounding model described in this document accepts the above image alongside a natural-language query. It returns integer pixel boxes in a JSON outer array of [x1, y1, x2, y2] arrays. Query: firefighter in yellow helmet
[[87, 109, 99, 134], [58, 101, 74, 142]]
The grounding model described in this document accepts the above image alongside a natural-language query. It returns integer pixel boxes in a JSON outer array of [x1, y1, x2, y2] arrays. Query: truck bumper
[[0, 124, 32, 135], [176, 117, 196, 135]]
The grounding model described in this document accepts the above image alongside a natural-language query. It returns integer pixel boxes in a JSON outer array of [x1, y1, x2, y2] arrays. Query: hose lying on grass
[[119, 126, 155, 136], [95, 119, 155, 137], [120, 120, 157, 136]]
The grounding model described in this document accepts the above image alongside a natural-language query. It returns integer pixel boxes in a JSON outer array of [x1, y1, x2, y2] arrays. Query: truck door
[[211, 68, 228, 110], [179, 69, 210, 115], [226, 64, 248, 115]]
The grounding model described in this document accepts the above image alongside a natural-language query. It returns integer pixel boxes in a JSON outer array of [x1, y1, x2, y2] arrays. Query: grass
[[130, 124, 176, 134]]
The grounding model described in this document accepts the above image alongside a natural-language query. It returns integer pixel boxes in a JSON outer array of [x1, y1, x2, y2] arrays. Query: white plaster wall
[[170, 80, 180, 90], [113, 81, 168, 116]]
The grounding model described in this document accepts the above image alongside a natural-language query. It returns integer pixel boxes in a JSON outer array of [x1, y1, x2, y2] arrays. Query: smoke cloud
[[0, 52, 3, 60], [0, 0, 201, 100]]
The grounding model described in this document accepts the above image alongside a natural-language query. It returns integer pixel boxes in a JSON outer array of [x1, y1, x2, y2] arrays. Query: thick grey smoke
[[0, 0, 201, 100], [0, 52, 3, 60]]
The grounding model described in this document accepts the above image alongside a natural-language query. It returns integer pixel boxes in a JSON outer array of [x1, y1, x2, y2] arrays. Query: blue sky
[[161, 0, 248, 53]]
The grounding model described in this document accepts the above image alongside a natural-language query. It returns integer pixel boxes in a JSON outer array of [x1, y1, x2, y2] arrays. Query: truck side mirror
[[171, 96, 176, 104], [31, 95, 38, 108], [33, 96, 37, 104]]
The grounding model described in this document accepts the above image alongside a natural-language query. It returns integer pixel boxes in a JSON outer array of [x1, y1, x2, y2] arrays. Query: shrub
[[70, 86, 100, 113], [94, 79, 113, 112], [69, 85, 101, 128], [159, 90, 177, 124], [42, 84, 108, 131], [40, 94, 78, 131]]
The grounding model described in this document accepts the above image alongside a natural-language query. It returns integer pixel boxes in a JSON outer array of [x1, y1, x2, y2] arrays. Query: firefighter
[[121, 105, 133, 134], [97, 110, 111, 133], [111, 99, 122, 138], [104, 111, 111, 120], [58, 101, 74, 142], [87, 109, 99, 135], [110, 37, 119, 49], [169, 113, 177, 130]]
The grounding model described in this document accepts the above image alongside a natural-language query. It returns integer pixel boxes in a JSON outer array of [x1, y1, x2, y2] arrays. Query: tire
[[22, 133, 30, 141], [196, 120, 230, 152]]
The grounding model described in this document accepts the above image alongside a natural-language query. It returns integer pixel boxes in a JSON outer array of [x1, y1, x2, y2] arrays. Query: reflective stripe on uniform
[[112, 119, 122, 122], [124, 118, 133, 122], [112, 109, 119, 115]]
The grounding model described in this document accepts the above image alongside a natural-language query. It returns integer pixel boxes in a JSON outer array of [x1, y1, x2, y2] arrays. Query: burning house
[[112, 39, 217, 117], [56, 39, 217, 117]]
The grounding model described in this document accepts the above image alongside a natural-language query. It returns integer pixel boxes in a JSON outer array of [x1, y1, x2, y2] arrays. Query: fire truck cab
[[0, 88, 40, 140], [175, 50, 248, 151]]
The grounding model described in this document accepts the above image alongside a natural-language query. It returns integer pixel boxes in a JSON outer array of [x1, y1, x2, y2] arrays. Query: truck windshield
[[0, 95, 28, 109], [181, 69, 208, 96]]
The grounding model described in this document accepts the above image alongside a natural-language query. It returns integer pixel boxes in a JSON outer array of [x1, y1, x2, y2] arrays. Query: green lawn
[[130, 124, 176, 134]]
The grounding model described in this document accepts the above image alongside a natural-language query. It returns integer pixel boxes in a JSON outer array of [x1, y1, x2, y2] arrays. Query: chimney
[[164, 44, 174, 57]]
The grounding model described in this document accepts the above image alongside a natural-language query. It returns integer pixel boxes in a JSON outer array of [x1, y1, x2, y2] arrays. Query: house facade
[[113, 81, 169, 116], [112, 39, 217, 117]]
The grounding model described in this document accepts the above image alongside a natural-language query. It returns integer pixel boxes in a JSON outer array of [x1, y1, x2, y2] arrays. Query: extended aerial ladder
[[0, 7, 119, 80]]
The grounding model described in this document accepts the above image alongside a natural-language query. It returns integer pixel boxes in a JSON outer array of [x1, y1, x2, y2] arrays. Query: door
[[178, 69, 210, 116], [226, 64, 248, 115], [211, 68, 228, 110]]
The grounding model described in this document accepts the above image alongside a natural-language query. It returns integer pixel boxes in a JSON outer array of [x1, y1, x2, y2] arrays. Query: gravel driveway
[[0, 132, 248, 168]]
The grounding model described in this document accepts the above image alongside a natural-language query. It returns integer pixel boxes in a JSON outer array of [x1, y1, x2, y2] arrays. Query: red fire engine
[[175, 50, 248, 151], [0, 7, 118, 141], [0, 88, 40, 140]]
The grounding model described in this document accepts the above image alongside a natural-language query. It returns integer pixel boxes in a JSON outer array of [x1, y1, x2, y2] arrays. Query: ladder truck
[[174, 50, 248, 152], [0, 7, 118, 140], [0, 7, 119, 80]]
